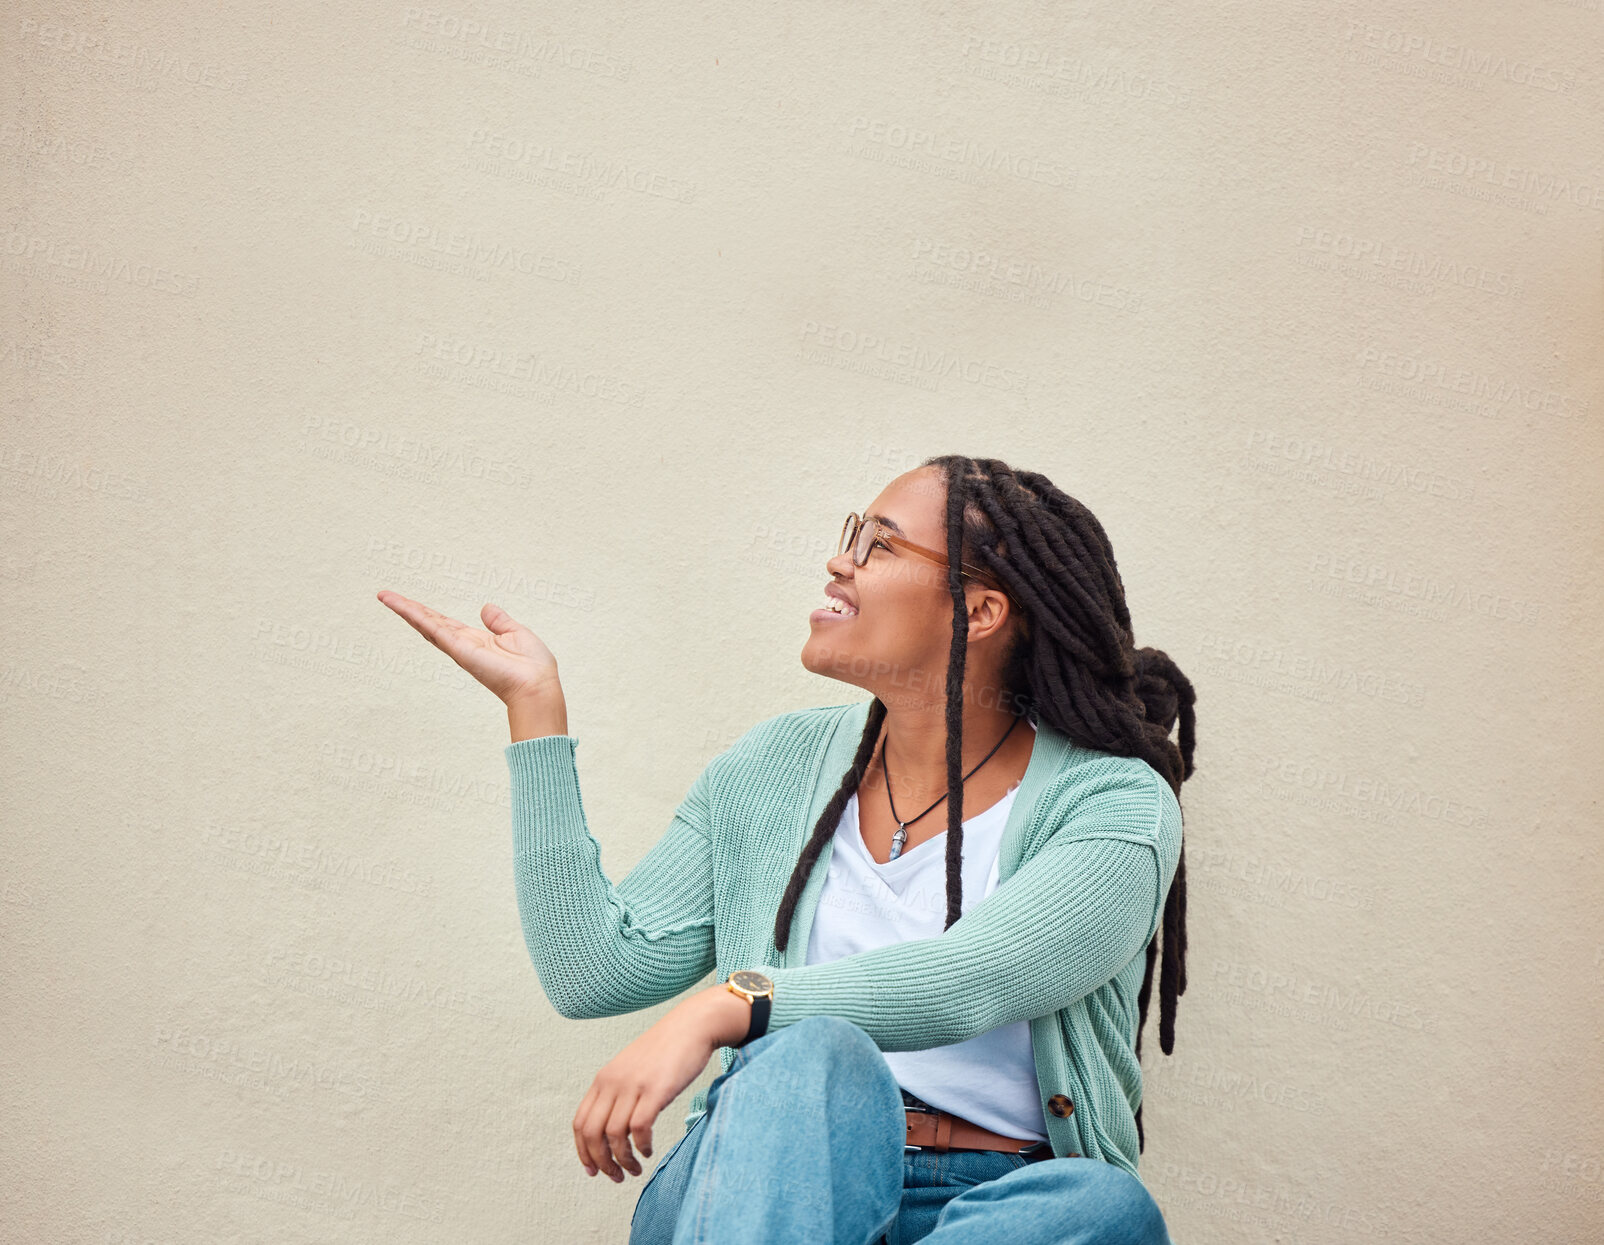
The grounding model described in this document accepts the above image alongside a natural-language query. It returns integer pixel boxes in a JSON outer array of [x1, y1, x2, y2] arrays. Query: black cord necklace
[[881, 714, 1022, 861]]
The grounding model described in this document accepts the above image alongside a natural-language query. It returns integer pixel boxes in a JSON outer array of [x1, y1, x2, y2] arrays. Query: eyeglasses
[[837, 512, 1002, 587]]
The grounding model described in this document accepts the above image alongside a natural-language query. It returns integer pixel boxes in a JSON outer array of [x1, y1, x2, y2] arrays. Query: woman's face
[[799, 466, 1017, 708]]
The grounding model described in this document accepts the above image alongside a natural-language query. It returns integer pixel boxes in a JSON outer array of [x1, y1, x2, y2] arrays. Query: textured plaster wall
[[2, 3, 1601, 1243]]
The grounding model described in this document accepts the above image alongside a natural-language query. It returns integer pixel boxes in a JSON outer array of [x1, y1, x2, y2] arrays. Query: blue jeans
[[629, 1015, 1171, 1245]]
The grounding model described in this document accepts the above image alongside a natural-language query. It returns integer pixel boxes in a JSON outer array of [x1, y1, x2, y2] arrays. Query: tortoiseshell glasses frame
[[837, 512, 1005, 589]]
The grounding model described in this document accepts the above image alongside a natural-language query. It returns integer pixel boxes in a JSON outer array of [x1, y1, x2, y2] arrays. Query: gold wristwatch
[[724, 970, 774, 1047]]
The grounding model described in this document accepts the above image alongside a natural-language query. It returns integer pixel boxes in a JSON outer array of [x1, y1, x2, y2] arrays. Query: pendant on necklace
[[888, 824, 908, 861]]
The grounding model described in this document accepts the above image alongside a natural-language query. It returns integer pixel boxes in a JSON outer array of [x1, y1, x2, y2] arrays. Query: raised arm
[[760, 758, 1181, 1050], [506, 734, 718, 1020], [372, 590, 722, 1024]]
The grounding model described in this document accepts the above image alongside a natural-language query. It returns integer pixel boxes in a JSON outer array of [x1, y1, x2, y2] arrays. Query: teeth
[[823, 597, 857, 616]]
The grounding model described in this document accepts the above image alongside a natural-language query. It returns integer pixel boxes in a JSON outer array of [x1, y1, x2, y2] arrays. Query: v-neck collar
[[782, 701, 1073, 968], [847, 781, 1023, 870]]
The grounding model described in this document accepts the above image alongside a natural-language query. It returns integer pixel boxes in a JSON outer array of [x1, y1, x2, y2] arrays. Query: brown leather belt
[[902, 1099, 1047, 1156]]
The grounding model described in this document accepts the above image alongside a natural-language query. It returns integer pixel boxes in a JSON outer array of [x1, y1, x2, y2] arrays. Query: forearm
[[507, 734, 717, 1019], [762, 835, 1163, 1050]]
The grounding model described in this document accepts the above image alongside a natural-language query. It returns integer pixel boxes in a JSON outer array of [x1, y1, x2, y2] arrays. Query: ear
[[965, 585, 1013, 643]]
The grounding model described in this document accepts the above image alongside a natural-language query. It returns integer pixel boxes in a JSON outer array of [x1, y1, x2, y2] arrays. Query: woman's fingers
[[376, 591, 469, 654], [480, 602, 525, 635], [603, 1092, 645, 1179], [573, 1081, 656, 1183], [575, 1084, 629, 1182], [377, 590, 560, 703], [572, 1083, 602, 1177], [630, 1100, 656, 1162]]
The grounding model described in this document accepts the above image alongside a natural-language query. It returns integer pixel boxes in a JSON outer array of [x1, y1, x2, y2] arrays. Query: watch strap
[[741, 993, 771, 1046]]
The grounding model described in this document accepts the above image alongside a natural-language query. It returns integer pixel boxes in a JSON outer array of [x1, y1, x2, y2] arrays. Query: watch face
[[730, 970, 773, 994]]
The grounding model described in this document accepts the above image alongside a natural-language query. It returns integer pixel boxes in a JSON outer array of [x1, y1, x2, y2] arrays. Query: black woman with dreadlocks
[[378, 454, 1195, 1245]]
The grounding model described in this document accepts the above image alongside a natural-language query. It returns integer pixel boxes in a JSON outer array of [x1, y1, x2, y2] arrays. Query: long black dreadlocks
[[771, 454, 1197, 1152]]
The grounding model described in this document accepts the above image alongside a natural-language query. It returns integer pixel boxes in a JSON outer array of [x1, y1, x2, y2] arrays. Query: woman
[[379, 454, 1196, 1244]]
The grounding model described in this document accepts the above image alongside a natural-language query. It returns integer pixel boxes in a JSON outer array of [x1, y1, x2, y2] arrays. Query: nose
[[826, 550, 857, 577]]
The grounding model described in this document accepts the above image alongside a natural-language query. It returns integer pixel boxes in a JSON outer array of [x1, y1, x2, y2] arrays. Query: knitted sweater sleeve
[[761, 758, 1176, 1051], [504, 734, 717, 1020]]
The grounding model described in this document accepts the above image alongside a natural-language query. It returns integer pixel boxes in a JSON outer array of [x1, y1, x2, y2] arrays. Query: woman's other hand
[[572, 987, 750, 1182], [376, 592, 560, 705]]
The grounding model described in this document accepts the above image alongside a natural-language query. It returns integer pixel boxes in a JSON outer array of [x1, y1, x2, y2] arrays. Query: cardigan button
[[1047, 1094, 1074, 1118]]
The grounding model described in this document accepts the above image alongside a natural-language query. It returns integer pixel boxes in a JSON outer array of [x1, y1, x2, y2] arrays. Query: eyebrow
[[865, 512, 906, 537]]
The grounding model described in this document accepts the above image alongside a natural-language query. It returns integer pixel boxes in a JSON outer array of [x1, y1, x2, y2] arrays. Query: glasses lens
[[838, 514, 857, 559], [854, 518, 876, 565]]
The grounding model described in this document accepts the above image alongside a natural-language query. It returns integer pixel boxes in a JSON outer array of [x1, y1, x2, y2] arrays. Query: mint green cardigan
[[505, 698, 1183, 1182]]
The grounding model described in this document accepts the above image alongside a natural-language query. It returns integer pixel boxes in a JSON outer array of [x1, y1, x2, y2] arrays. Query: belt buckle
[[902, 1095, 938, 1152]]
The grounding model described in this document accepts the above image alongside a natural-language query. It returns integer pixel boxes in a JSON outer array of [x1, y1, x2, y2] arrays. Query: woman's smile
[[811, 583, 859, 623]]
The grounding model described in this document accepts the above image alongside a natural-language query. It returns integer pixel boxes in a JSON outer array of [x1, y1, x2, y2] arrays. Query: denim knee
[[757, 1016, 889, 1083], [773, 1014, 880, 1062], [1036, 1160, 1169, 1245], [1075, 1163, 1169, 1245], [730, 1015, 901, 1134]]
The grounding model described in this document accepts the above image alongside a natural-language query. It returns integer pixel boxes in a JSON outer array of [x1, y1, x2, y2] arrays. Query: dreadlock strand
[[941, 457, 974, 932], [771, 695, 887, 955]]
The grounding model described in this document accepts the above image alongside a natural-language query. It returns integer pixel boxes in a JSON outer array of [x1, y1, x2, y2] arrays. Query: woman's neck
[[867, 697, 1034, 808]]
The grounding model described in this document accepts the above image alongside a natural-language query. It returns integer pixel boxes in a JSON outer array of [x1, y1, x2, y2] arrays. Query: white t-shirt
[[804, 732, 1050, 1143]]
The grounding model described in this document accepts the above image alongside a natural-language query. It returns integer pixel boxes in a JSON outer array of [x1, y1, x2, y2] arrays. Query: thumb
[[481, 603, 523, 634]]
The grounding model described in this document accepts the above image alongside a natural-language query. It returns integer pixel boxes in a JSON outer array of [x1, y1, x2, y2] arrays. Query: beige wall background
[[3, 3, 1601, 1242]]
